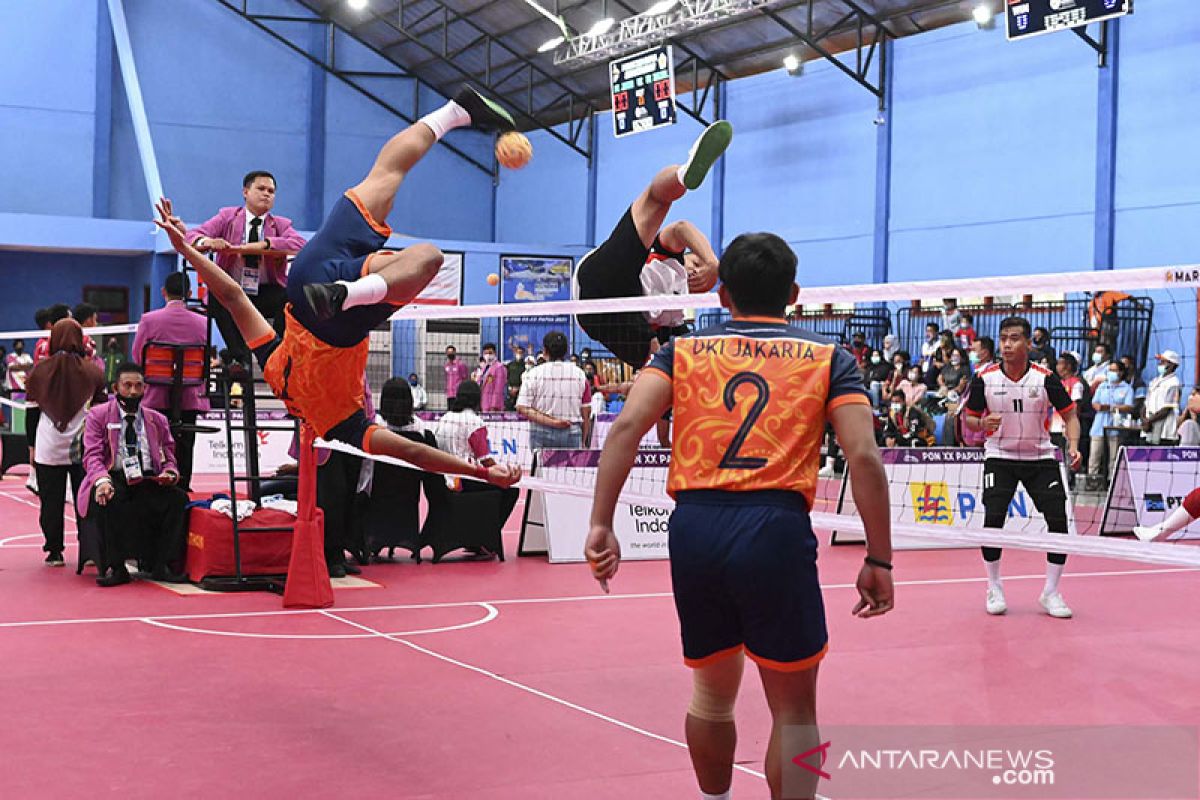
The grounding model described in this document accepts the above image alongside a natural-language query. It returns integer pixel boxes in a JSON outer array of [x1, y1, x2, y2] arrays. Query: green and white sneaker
[[678, 120, 733, 190], [454, 86, 516, 133]]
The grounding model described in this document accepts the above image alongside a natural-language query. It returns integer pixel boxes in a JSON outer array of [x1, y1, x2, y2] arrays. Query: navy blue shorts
[[286, 191, 394, 348], [669, 490, 828, 671]]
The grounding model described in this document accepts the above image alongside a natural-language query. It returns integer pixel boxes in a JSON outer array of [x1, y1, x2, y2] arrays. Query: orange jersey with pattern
[[646, 319, 869, 507], [263, 306, 369, 438]]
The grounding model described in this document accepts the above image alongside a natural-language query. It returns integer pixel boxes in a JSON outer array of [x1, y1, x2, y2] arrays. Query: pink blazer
[[186, 206, 307, 287], [132, 300, 212, 413], [78, 398, 178, 518]]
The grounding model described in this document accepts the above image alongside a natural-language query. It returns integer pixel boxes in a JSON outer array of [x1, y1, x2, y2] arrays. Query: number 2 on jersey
[[718, 372, 769, 470]]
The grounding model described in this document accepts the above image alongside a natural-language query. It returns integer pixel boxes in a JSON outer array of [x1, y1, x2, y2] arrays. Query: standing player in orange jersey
[[586, 233, 894, 800], [154, 87, 521, 489]]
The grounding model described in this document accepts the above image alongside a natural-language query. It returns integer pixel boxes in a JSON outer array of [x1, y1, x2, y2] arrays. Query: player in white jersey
[[574, 121, 732, 367], [964, 316, 1081, 619]]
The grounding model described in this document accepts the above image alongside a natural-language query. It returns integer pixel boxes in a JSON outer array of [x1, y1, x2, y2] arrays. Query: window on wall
[[83, 285, 129, 324]]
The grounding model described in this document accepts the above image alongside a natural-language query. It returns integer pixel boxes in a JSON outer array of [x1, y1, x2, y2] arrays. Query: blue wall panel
[[724, 63, 878, 287], [0, 0, 99, 217], [495, 126, 590, 246], [0, 251, 138, 336], [1113, 0, 1200, 269], [889, 22, 1097, 278]]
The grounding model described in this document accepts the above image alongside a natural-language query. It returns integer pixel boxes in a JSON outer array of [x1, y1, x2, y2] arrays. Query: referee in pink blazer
[[186, 170, 307, 364]]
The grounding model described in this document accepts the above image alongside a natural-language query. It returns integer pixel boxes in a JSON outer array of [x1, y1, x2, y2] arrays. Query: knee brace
[[687, 651, 744, 723]]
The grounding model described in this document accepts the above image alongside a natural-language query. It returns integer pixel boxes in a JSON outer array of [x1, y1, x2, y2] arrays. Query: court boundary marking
[[0, 565, 1194, 631]]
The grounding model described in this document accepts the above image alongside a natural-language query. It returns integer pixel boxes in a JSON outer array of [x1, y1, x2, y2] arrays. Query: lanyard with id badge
[[239, 262, 260, 296], [119, 418, 144, 484]]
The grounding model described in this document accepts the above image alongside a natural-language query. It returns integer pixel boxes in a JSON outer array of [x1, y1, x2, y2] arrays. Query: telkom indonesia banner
[[833, 448, 1078, 549], [412, 252, 462, 306]]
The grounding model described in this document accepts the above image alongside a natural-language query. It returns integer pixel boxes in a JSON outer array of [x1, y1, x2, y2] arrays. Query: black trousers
[[34, 462, 83, 555], [317, 449, 364, 566], [148, 409, 199, 492], [95, 470, 189, 573], [460, 481, 520, 531], [208, 283, 287, 364], [980, 458, 1068, 566]]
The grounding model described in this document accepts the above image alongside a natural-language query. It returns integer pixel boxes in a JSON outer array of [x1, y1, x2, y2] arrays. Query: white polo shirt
[[516, 361, 592, 424]]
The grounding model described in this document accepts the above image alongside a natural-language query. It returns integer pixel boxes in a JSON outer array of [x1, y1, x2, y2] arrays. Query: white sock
[[700, 791, 731, 800], [1156, 504, 1195, 539], [984, 559, 1002, 590], [1044, 562, 1064, 596], [674, 164, 690, 189], [419, 100, 471, 141], [336, 273, 388, 310]]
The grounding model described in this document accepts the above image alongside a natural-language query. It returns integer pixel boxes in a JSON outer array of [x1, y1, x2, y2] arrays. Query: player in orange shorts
[[155, 87, 520, 488]]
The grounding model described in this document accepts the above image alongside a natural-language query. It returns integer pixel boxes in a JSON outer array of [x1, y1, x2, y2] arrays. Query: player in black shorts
[[963, 316, 1082, 619], [575, 121, 732, 367]]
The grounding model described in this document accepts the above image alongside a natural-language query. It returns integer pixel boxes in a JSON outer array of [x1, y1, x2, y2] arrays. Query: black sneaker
[[44, 552, 65, 567], [328, 562, 348, 579], [303, 282, 347, 323], [343, 561, 362, 576], [454, 86, 515, 133], [151, 565, 190, 584], [97, 568, 132, 587]]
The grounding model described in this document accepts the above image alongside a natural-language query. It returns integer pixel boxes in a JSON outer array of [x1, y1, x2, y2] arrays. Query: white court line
[[138, 602, 498, 640], [319, 609, 776, 788], [0, 491, 77, 523], [0, 566, 1194, 631]]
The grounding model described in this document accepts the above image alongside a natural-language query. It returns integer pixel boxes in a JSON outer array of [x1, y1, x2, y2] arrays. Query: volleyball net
[[367, 262, 1200, 566]]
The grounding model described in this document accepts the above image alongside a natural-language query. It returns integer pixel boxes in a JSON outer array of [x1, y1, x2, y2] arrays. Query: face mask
[[483, 353, 496, 364], [909, 372, 921, 382], [446, 353, 456, 362], [894, 361, 904, 370], [969, 352, 979, 364], [890, 404, 904, 413], [117, 394, 141, 413], [951, 357, 962, 366], [871, 355, 881, 364], [408, 377, 419, 386], [1106, 372, 1119, 383], [1157, 364, 1169, 376], [1092, 353, 1103, 364]]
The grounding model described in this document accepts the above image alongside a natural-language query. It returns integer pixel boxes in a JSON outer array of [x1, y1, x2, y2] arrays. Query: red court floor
[[1, 468, 1198, 799]]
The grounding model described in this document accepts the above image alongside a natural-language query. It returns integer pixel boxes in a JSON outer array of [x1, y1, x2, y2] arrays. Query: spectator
[[864, 348, 892, 408], [185, 170, 308, 364], [33, 304, 72, 366], [476, 342, 506, 412], [72, 302, 100, 359], [1087, 361, 1135, 487], [1120, 354, 1147, 406], [408, 372, 428, 410], [1176, 388, 1200, 447], [5, 338, 32, 393], [1030, 327, 1056, 365], [569, 354, 582, 368], [848, 331, 869, 369], [1052, 353, 1087, 478], [896, 365, 928, 410], [969, 336, 993, 372], [1143, 350, 1183, 444], [928, 331, 957, 390], [938, 348, 970, 399], [883, 350, 911, 401], [432, 380, 519, 556], [919, 322, 940, 377], [517, 331, 592, 450], [444, 344, 468, 403], [131, 272, 210, 491], [955, 312, 977, 350], [505, 344, 527, 411], [0, 344, 6, 390], [882, 391, 935, 448], [1084, 342, 1113, 392], [78, 363, 188, 587], [882, 334, 899, 363], [24, 319, 107, 567], [940, 298, 961, 333], [360, 377, 428, 490], [103, 337, 125, 385]]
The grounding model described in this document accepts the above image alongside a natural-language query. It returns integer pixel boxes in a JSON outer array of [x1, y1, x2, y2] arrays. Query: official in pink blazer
[[78, 363, 189, 586], [186, 170, 307, 364], [132, 271, 211, 491]]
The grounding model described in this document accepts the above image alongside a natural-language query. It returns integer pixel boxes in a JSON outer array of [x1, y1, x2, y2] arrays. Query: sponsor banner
[[834, 448, 1077, 548], [590, 412, 668, 451], [522, 448, 671, 563], [417, 411, 533, 469], [1101, 447, 1200, 539], [194, 411, 293, 475], [412, 252, 462, 306]]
